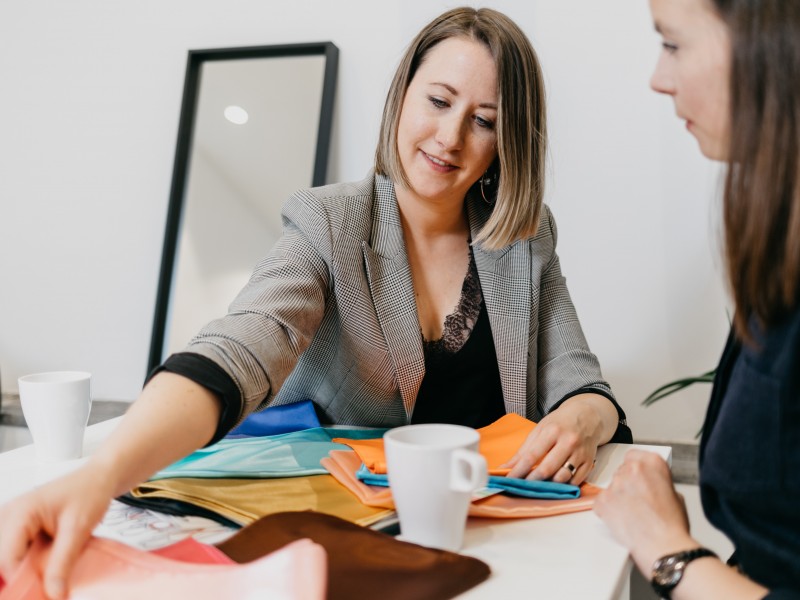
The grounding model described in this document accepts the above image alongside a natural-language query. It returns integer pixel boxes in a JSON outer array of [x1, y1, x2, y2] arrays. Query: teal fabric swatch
[[152, 427, 386, 481]]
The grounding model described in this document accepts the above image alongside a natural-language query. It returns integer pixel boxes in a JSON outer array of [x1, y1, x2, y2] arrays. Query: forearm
[[85, 372, 223, 496], [559, 392, 619, 445], [602, 461, 770, 600], [672, 557, 768, 600], [632, 539, 768, 600]]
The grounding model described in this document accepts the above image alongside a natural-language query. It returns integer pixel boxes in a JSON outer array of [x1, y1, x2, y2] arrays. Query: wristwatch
[[651, 547, 718, 599]]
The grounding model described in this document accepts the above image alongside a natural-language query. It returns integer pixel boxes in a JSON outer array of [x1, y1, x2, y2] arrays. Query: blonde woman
[[0, 8, 628, 598]]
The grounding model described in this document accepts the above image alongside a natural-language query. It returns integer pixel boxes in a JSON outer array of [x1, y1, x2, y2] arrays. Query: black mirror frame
[[147, 42, 339, 376]]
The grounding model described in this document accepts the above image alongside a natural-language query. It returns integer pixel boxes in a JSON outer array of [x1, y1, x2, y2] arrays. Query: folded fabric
[[150, 537, 234, 564], [116, 493, 242, 528], [485, 476, 580, 499], [153, 426, 386, 480], [129, 474, 393, 527], [333, 413, 535, 476], [226, 399, 321, 438], [216, 511, 491, 600], [322, 449, 600, 518], [354, 464, 580, 500], [96, 499, 239, 550], [0, 536, 325, 600]]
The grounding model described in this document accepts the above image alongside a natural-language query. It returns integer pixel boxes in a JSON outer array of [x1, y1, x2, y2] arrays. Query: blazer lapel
[[468, 197, 531, 417], [362, 176, 425, 420]]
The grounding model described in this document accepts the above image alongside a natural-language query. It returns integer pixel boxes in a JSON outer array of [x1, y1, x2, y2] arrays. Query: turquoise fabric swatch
[[152, 428, 386, 481], [355, 464, 581, 499], [485, 476, 580, 499]]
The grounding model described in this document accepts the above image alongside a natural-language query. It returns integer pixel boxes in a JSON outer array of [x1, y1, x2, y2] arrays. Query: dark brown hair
[[374, 7, 547, 250], [713, 0, 800, 339]]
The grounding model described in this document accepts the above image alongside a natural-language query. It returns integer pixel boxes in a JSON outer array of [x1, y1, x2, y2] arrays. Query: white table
[[0, 418, 670, 600]]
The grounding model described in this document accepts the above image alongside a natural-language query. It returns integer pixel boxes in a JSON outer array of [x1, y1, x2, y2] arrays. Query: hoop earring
[[480, 170, 497, 205]]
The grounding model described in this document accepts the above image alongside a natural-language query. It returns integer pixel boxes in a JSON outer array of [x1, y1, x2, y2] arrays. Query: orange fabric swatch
[[332, 413, 536, 476], [320, 449, 601, 519]]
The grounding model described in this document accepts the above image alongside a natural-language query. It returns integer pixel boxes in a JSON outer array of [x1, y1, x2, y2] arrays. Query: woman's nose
[[435, 114, 465, 151], [650, 54, 675, 96]]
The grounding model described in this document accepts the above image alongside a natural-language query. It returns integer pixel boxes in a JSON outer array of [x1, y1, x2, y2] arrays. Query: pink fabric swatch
[[0, 535, 325, 600], [149, 537, 234, 565]]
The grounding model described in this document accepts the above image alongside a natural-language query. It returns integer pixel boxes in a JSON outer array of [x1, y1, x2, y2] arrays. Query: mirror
[[148, 42, 338, 373]]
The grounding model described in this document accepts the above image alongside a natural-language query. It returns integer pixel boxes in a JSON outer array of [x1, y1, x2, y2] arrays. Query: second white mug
[[384, 423, 488, 551], [18, 371, 92, 462]]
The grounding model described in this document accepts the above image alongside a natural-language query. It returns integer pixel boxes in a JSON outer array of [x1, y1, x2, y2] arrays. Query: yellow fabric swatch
[[130, 474, 392, 527]]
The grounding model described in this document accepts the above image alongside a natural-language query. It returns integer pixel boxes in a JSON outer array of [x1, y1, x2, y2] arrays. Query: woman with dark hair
[[595, 0, 800, 597], [0, 7, 628, 598]]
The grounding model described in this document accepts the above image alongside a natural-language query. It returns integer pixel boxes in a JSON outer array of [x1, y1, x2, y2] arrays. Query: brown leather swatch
[[216, 511, 491, 600]]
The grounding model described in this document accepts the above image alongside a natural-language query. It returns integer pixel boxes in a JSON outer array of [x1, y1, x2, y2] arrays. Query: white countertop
[[0, 417, 671, 599]]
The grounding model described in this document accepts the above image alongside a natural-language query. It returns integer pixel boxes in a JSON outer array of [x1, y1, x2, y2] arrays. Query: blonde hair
[[375, 7, 547, 250]]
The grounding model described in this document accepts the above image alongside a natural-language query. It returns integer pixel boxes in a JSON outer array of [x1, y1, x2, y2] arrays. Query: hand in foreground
[[593, 450, 694, 573], [503, 394, 613, 484], [0, 463, 116, 599]]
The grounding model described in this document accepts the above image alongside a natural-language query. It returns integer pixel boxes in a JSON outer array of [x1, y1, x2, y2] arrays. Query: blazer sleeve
[[179, 189, 333, 426], [533, 206, 629, 437]]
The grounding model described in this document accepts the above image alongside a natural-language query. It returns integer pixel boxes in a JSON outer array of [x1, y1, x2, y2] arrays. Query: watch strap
[[651, 547, 718, 599]]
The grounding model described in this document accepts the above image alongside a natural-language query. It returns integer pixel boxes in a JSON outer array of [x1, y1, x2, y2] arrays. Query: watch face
[[653, 556, 686, 587], [652, 548, 717, 598]]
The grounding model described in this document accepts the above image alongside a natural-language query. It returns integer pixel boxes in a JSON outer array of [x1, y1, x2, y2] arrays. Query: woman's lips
[[422, 150, 457, 172]]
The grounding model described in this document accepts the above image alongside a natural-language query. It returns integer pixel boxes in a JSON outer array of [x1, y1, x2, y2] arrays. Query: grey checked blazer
[[186, 171, 614, 427]]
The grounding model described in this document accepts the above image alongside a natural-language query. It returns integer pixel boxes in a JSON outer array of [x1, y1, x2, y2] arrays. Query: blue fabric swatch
[[355, 464, 581, 499], [226, 400, 321, 438]]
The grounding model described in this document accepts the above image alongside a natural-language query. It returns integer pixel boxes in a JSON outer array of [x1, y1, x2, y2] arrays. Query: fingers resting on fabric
[[0, 465, 115, 599], [502, 399, 607, 484]]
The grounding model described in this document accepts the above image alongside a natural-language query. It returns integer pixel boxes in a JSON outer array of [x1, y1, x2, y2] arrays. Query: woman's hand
[[503, 393, 617, 484], [0, 373, 223, 599], [0, 463, 117, 599], [595, 452, 774, 599], [593, 450, 695, 573]]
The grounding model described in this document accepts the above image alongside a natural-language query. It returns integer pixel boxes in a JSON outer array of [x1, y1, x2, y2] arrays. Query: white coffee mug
[[384, 423, 488, 551], [18, 371, 92, 462]]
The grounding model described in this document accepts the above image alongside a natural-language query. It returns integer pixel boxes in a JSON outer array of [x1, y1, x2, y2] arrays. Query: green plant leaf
[[642, 369, 716, 406]]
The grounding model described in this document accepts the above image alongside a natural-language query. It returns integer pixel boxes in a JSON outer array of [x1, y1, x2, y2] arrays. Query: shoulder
[[282, 171, 377, 235], [751, 304, 800, 377], [296, 173, 374, 204], [535, 203, 556, 242], [521, 203, 557, 256], [286, 172, 374, 213], [511, 203, 557, 249]]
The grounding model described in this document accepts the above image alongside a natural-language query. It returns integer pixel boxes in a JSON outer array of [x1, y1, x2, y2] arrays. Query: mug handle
[[450, 449, 488, 493]]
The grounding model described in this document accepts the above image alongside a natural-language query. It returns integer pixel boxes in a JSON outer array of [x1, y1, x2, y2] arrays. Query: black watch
[[651, 547, 718, 599]]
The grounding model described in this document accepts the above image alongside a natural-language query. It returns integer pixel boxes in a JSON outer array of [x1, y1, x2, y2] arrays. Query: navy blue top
[[700, 308, 800, 598]]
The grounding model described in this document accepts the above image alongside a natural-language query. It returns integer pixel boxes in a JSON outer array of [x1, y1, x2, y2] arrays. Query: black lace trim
[[423, 250, 482, 356]]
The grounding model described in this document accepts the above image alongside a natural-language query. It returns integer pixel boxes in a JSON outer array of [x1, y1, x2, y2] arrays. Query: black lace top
[[412, 250, 506, 428], [421, 248, 483, 355]]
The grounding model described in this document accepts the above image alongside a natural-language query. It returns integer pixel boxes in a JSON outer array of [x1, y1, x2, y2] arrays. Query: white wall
[[0, 1, 729, 442]]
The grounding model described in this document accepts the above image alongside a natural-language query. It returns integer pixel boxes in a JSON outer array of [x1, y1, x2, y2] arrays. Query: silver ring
[[563, 461, 577, 476]]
